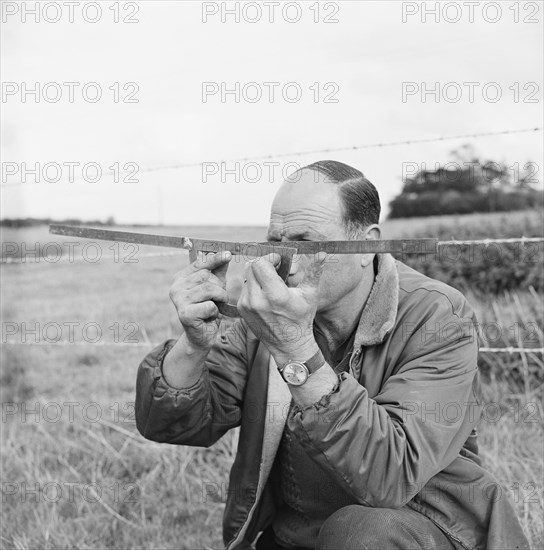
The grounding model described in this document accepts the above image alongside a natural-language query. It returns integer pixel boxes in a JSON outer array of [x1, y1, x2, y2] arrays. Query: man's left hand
[[237, 252, 327, 364]]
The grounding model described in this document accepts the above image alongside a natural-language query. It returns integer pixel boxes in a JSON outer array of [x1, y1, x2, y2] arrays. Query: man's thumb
[[300, 252, 327, 290]]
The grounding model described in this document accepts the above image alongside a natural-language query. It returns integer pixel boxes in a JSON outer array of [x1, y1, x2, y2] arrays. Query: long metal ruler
[[50, 224, 438, 255], [49, 224, 438, 317]]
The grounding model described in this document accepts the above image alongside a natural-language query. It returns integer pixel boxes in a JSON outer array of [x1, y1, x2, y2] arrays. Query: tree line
[[388, 145, 542, 218]]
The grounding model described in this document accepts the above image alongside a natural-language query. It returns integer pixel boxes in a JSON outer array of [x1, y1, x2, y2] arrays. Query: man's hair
[[301, 160, 381, 238]]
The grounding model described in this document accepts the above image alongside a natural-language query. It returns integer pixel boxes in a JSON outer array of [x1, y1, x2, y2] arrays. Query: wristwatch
[[278, 349, 326, 386]]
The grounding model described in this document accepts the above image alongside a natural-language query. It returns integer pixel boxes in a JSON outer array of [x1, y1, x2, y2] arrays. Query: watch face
[[282, 362, 309, 386]]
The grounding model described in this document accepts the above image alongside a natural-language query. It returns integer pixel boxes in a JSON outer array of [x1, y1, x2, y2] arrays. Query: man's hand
[[237, 252, 327, 364], [169, 251, 232, 350]]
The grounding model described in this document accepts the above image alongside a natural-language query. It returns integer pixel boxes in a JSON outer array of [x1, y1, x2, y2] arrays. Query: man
[[135, 161, 528, 550]]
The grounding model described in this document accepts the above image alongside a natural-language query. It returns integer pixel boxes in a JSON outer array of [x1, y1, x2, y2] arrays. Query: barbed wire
[[1, 127, 541, 188], [128, 127, 544, 170], [479, 347, 543, 354], [438, 237, 544, 246], [1, 340, 543, 355]]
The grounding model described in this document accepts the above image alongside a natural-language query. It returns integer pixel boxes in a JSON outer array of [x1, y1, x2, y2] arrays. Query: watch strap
[[304, 348, 326, 374]]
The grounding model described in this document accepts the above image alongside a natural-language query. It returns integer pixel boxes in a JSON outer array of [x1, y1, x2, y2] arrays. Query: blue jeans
[[256, 505, 456, 550]]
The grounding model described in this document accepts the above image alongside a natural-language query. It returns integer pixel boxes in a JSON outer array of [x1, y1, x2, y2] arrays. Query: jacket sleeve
[[135, 318, 250, 447], [287, 292, 482, 508]]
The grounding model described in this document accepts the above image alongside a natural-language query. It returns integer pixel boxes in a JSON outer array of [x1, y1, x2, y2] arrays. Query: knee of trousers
[[316, 505, 420, 550]]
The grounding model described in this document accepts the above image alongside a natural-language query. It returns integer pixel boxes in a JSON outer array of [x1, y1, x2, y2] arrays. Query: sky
[[1, 0, 543, 225]]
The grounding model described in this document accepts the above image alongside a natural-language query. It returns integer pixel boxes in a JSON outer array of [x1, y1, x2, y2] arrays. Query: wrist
[[289, 364, 338, 408], [162, 334, 209, 389], [181, 332, 213, 356], [273, 339, 320, 368]]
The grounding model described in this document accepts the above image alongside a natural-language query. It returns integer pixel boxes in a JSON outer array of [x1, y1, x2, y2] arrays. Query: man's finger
[[244, 260, 263, 301], [268, 252, 282, 269], [251, 254, 284, 291], [212, 254, 231, 284], [184, 301, 219, 321], [190, 251, 232, 273], [183, 270, 223, 289], [187, 284, 229, 305]]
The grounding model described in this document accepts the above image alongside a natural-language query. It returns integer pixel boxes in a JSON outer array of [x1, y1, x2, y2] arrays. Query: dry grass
[[1, 214, 542, 549], [472, 291, 543, 548]]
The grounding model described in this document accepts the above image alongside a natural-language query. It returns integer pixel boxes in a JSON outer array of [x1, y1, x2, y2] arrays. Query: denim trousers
[[255, 505, 456, 550]]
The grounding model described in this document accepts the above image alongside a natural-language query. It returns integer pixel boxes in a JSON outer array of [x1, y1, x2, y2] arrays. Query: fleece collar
[[353, 253, 399, 348]]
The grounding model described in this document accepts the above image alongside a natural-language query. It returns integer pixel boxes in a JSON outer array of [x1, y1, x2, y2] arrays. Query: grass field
[[1, 210, 543, 549]]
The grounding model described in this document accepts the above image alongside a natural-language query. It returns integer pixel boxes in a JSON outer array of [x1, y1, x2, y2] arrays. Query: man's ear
[[360, 224, 381, 268]]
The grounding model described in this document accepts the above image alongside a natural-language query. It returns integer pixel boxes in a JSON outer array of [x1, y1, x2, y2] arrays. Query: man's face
[[266, 169, 370, 314]]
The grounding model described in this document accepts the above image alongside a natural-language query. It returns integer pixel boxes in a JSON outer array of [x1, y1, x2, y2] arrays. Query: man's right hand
[[169, 251, 232, 350]]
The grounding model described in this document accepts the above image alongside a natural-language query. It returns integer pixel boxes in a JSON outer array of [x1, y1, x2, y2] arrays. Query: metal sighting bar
[[50, 224, 438, 318]]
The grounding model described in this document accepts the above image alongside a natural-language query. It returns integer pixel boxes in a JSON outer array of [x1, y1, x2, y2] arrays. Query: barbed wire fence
[[1, 127, 542, 187]]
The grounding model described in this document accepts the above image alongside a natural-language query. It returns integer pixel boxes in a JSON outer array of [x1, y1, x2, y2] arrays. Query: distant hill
[[0, 217, 117, 228]]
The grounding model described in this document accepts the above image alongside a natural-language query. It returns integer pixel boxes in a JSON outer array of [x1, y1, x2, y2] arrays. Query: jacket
[[135, 254, 529, 550]]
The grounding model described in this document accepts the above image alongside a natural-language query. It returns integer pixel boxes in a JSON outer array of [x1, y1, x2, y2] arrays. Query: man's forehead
[[272, 172, 340, 211], [268, 170, 343, 238], [267, 214, 330, 240]]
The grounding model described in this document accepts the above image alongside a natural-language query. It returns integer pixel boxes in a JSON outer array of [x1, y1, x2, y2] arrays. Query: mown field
[[1, 210, 543, 549]]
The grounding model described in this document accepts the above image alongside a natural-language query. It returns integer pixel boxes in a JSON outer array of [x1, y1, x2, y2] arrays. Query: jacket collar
[[354, 253, 399, 348]]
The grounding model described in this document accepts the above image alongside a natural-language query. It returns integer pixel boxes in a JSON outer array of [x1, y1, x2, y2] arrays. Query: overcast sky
[[1, 0, 542, 225]]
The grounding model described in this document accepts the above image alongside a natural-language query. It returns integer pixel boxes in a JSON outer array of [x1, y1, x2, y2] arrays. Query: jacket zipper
[[349, 347, 363, 379]]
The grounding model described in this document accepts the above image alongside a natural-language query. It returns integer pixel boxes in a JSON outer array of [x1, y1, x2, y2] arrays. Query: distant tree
[[1, 217, 117, 227], [388, 145, 543, 218]]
